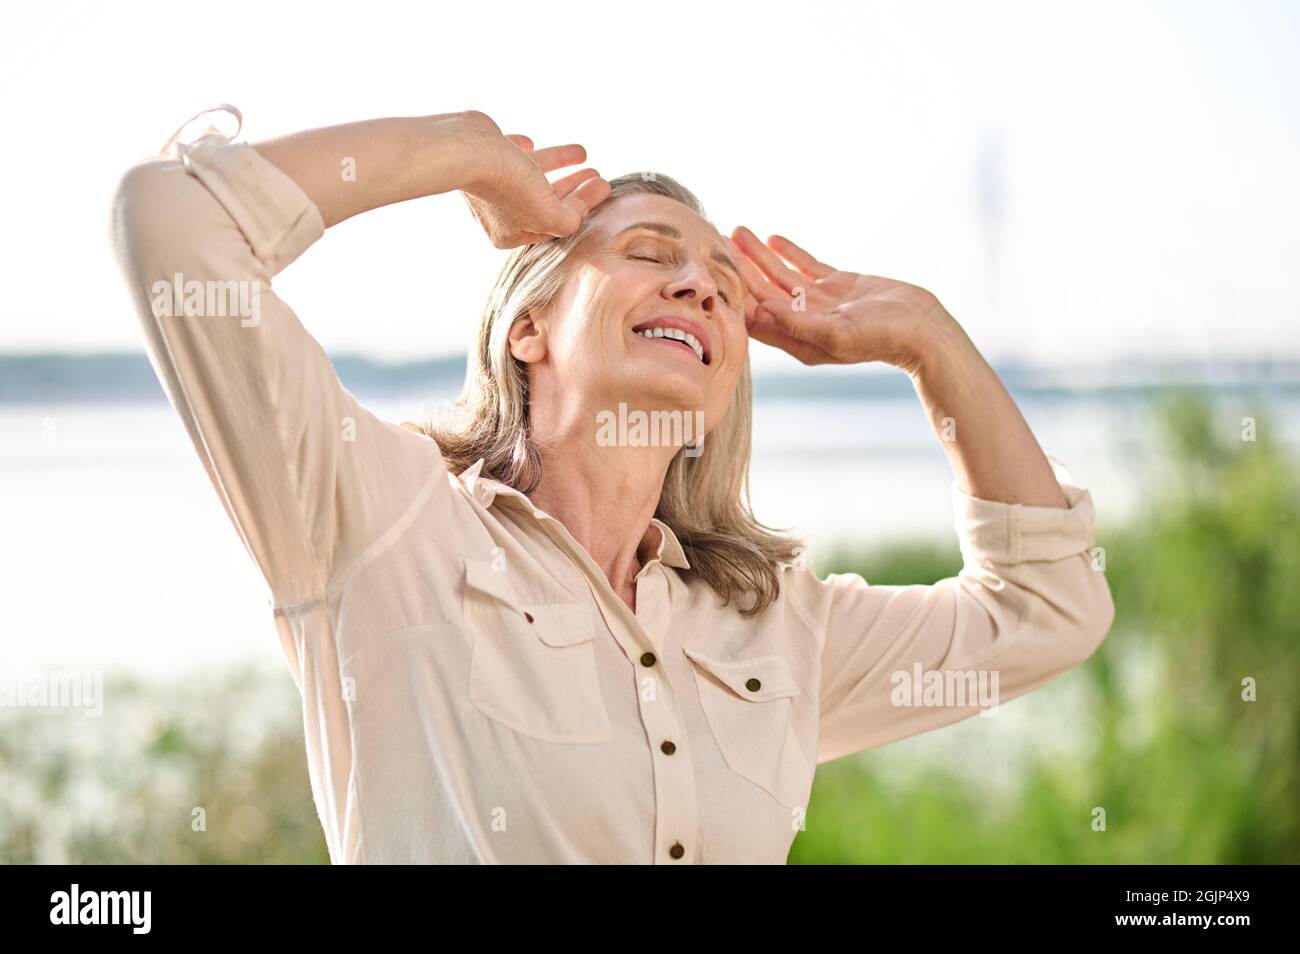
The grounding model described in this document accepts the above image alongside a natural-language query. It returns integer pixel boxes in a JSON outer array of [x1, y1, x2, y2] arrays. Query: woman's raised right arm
[[110, 111, 490, 609], [250, 112, 489, 228]]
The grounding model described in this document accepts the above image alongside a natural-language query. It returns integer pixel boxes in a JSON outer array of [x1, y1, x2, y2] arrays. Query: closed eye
[[628, 252, 733, 305]]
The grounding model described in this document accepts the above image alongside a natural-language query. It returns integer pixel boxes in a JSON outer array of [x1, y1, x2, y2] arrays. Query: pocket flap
[[463, 558, 594, 647], [682, 649, 801, 702], [521, 602, 595, 647], [463, 557, 524, 609]]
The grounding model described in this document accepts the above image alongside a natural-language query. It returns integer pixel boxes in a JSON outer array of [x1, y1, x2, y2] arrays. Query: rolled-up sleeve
[[791, 458, 1116, 764], [111, 129, 448, 608]]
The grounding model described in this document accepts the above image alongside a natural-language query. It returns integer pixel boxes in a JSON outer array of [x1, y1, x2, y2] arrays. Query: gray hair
[[416, 172, 802, 616]]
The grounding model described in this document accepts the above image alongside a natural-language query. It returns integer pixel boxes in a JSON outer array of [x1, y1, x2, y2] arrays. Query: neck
[[526, 421, 678, 608]]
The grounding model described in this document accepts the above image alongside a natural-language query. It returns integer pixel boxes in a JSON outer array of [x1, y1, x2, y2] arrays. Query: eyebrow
[[612, 221, 741, 288]]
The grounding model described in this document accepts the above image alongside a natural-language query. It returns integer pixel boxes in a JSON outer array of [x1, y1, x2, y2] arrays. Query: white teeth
[[636, 326, 706, 363]]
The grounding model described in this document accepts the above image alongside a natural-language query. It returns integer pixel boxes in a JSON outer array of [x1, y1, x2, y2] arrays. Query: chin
[[615, 365, 706, 412]]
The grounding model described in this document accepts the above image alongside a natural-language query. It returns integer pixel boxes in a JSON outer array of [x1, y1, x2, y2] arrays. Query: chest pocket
[[462, 557, 613, 744], [683, 648, 811, 810]]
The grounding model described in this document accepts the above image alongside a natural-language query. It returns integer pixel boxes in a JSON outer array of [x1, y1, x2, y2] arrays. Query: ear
[[507, 311, 548, 364]]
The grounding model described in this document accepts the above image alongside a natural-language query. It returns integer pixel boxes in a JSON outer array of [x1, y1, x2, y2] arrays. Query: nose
[[663, 259, 722, 313]]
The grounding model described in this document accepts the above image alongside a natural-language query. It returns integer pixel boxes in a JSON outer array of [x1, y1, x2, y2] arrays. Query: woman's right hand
[[455, 111, 611, 249]]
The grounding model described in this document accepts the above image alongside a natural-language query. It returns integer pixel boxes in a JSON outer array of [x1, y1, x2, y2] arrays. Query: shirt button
[[524, 612, 535, 624], [745, 677, 761, 692], [640, 651, 657, 667], [660, 740, 676, 755], [669, 842, 685, 860]]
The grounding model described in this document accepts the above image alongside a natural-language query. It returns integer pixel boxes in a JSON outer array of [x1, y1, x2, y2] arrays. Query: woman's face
[[514, 193, 749, 437]]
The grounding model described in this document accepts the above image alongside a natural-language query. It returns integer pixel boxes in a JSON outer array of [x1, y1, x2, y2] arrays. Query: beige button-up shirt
[[111, 130, 1116, 864]]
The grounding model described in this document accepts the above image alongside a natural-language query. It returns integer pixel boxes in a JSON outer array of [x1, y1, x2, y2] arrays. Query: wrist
[[908, 302, 975, 382], [417, 112, 492, 195], [426, 110, 507, 194]]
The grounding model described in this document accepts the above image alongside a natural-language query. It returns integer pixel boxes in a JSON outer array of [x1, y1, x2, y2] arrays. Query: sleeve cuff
[[951, 455, 1097, 565], [178, 131, 325, 274]]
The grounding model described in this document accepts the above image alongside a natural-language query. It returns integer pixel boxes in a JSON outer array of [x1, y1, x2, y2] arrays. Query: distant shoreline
[[2, 351, 1298, 404]]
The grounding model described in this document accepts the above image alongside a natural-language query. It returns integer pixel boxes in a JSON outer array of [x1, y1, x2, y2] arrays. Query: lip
[[630, 314, 714, 366]]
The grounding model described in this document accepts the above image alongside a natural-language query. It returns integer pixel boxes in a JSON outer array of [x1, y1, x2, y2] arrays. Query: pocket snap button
[[745, 677, 761, 692], [524, 611, 534, 623]]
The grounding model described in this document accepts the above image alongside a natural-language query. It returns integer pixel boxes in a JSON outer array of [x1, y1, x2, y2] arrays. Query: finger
[[528, 143, 590, 175], [731, 225, 804, 294], [727, 236, 786, 304], [506, 134, 535, 152], [551, 167, 602, 200], [743, 289, 761, 330], [747, 312, 835, 365], [551, 174, 612, 235], [569, 172, 611, 213], [756, 298, 844, 356], [767, 234, 836, 281]]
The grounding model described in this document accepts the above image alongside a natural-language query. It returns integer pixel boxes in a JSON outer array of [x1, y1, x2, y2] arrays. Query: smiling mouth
[[631, 325, 710, 365]]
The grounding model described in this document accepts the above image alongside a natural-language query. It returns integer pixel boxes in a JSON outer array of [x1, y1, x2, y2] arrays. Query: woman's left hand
[[728, 225, 955, 376]]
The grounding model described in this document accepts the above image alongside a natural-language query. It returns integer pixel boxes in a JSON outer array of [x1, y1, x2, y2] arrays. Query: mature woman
[[112, 107, 1115, 864]]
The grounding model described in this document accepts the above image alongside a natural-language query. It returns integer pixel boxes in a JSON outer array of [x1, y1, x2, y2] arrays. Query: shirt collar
[[456, 458, 690, 571], [643, 517, 690, 570]]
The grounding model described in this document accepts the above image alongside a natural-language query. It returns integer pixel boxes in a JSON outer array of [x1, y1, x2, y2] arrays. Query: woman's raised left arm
[[730, 226, 1116, 761], [728, 225, 1067, 509]]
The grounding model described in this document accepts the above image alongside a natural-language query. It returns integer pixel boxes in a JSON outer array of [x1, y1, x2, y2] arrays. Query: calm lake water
[[3, 387, 1297, 676]]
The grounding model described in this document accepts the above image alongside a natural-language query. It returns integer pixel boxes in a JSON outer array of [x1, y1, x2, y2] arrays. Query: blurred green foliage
[[1, 390, 1294, 863], [793, 389, 1299, 863]]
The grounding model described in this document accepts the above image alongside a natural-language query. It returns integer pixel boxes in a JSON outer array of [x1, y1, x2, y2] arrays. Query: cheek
[[720, 318, 749, 376], [704, 322, 747, 408], [548, 276, 619, 368], [552, 329, 603, 382], [550, 307, 626, 386], [703, 355, 744, 421]]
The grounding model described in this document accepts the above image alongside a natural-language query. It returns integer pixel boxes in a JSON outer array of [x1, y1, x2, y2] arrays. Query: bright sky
[[2, 0, 1297, 368]]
